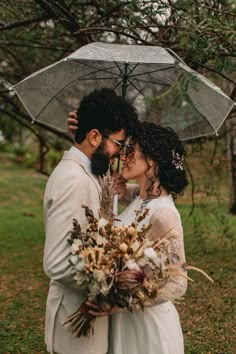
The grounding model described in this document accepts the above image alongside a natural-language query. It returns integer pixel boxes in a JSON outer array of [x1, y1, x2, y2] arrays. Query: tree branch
[[0, 15, 49, 31], [0, 92, 72, 141], [77, 26, 153, 45], [35, 0, 90, 46], [184, 157, 195, 217], [0, 41, 68, 51], [0, 107, 50, 175], [200, 4, 236, 18], [189, 60, 236, 86], [0, 107, 40, 139]]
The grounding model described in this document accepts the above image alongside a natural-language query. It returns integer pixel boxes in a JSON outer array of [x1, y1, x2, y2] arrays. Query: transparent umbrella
[[11, 42, 235, 141]]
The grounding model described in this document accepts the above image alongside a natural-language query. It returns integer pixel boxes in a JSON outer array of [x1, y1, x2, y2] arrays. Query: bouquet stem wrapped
[[64, 304, 96, 338]]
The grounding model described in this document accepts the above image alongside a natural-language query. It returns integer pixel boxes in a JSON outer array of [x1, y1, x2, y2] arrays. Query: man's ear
[[87, 129, 102, 148]]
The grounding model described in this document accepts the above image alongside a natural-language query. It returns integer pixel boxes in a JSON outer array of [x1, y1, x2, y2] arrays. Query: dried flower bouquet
[[63, 174, 213, 338]]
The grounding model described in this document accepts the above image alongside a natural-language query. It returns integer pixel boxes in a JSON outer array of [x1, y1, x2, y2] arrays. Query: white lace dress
[[109, 195, 187, 354]]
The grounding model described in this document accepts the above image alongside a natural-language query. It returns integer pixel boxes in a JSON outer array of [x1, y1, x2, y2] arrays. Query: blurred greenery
[[0, 141, 235, 353]]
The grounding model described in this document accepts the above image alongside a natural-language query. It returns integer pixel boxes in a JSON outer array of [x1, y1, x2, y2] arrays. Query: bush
[[11, 143, 27, 163], [46, 150, 63, 173], [0, 142, 10, 152], [24, 152, 38, 168]]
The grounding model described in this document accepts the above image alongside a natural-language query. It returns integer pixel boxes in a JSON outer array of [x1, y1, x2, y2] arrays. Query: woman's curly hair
[[130, 122, 189, 198]]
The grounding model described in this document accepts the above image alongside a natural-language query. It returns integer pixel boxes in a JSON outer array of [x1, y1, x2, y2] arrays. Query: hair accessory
[[172, 150, 184, 170]]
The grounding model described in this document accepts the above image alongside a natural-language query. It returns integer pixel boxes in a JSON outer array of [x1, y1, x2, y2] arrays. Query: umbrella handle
[[111, 155, 121, 216], [113, 194, 119, 216], [116, 155, 120, 173]]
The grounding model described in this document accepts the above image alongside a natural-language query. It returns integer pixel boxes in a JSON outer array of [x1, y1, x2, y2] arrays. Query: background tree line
[[0, 0, 236, 211]]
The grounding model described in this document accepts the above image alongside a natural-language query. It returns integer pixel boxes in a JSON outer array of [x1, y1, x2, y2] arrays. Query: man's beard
[[91, 141, 111, 177]]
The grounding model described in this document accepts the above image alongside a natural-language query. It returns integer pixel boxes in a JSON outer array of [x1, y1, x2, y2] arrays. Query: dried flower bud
[[127, 226, 136, 237], [143, 247, 157, 260], [137, 291, 145, 301], [104, 241, 112, 251], [125, 260, 140, 272], [100, 255, 107, 265], [98, 217, 109, 229], [119, 243, 128, 253]]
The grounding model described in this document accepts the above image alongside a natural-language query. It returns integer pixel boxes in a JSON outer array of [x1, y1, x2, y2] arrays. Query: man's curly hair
[[131, 122, 188, 198], [75, 88, 138, 143]]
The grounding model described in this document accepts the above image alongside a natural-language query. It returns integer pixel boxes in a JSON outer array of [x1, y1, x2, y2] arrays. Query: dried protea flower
[[114, 270, 145, 294]]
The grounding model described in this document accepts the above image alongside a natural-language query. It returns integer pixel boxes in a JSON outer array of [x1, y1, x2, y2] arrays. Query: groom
[[43, 88, 138, 354]]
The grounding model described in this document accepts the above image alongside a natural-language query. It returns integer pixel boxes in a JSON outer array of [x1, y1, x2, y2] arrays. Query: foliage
[[0, 141, 9, 152], [1, 0, 236, 119], [45, 150, 63, 174], [11, 142, 27, 157], [0, 0, 236, 185]]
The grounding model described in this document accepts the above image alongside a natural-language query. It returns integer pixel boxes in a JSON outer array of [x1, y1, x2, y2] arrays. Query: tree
[[0, 0, 236, 208]]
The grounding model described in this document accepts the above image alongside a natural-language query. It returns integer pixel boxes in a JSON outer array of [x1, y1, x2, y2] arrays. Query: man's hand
[[85, 300, 119, 317], [113, 172, 127, 200]]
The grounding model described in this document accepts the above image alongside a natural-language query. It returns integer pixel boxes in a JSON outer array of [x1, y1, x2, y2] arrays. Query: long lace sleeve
[[147, 207, 187, 304]]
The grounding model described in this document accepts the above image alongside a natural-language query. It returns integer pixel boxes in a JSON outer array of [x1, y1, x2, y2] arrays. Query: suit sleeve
[[43, 173, 93, 288]]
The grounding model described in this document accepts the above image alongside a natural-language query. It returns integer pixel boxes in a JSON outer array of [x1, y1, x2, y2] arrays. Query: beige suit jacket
[[43, 151, 108, 354]]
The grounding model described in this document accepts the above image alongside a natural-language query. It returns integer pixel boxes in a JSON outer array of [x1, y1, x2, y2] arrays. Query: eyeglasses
[[101, 133, 127, 153], [124, 143, 135, 156], [101, 133, 136, 156]]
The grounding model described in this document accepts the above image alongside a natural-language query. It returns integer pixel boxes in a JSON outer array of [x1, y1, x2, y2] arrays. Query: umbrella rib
[[111, 76, 144, 97], [80, 64, 174, 86], [132, 78, 171, 87], [78, 76, 125, 81], [125, 77, 146, 96], [113, 62, 135, 96], [112, 62, 145, 96], [113, 61, 140, 80], [34, 70, 122, 119], [114, 61, 140, 76], [72, 60, 121, 78], [112, 80, 122, 90], [128, 65, 176, 78], [113, 62, 147, 96], [113, 62, 175, 87], [112, 62, 166, 96], [112, 62, 170, 95]]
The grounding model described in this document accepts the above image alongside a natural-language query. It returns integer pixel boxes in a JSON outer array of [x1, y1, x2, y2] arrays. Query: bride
[[68, 117, 188, 354], [109, 121, 188, 354]]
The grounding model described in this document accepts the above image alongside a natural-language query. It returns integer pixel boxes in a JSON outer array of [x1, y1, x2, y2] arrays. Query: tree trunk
[[227, 86, 236, 214], [37, 137, 49, 175]]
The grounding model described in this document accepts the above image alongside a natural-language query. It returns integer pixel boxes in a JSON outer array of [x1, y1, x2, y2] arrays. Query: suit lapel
[[62, 151, 101, 199]]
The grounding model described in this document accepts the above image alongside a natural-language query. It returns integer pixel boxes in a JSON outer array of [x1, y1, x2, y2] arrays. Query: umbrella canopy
[[12, 42, 235, 141]]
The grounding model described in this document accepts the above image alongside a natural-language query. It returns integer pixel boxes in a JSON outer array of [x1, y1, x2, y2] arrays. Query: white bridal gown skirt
[[109, 301, 184, 354]]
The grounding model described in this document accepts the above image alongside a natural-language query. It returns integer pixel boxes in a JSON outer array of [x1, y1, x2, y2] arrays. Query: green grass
[[0, 156, 48, 353], [0, 149, 235, 353], [178, 203, 236, 353]]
